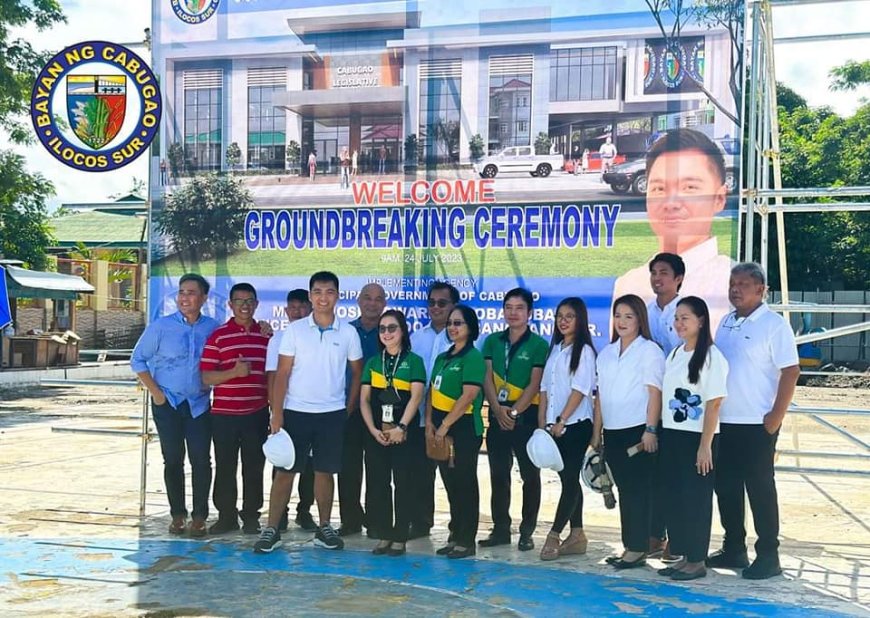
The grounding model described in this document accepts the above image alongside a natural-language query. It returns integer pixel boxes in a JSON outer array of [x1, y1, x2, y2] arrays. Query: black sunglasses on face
[[379, 324, 400, 333], [446, 320, 466, 328], [428, 299, 451, 308]]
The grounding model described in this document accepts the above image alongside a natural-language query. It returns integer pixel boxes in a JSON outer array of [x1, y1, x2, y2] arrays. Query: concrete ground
[[0, 383, 868, 616]]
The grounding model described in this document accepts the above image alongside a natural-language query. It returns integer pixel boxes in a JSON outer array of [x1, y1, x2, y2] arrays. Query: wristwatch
[[645, 424, 658, 435], [555, 416, 563, 424], [397, 422, 407, 432], [510, 409, 519, 418]]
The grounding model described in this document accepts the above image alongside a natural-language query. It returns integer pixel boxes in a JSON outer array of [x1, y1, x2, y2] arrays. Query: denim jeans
[[152, 399, 212, 519]]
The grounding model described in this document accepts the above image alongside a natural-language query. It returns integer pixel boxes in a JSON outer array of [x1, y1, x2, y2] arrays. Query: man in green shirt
[[480, 288, 549, 551]]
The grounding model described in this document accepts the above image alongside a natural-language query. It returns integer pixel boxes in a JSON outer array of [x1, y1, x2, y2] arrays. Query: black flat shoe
[[517, 536, 535, 552], [387, 544, 406, 557], [447, 546, 476, 559], [671, 567, 707, 581], [605, 555, 621, 565], [436, 544, 456, 556], [613, 556, 647, 570], [657, 566, 677, 576], [372, 543, 391, 556], [478, 534, 511, 548]]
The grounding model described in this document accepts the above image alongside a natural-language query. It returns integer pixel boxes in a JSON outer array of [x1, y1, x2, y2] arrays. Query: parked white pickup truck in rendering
[[474, 146, 564, 178]]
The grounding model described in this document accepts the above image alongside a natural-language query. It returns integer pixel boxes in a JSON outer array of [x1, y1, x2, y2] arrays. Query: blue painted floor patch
[[0, 537, 845, 616]]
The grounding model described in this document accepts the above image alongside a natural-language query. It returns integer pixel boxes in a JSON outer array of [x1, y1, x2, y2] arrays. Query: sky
[[2, 0, 868, 211]]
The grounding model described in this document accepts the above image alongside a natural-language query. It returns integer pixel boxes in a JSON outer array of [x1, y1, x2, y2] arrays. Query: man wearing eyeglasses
[[708, 262, 799, 580], [611, 128, 734, 333], [200, 283, 271, 536], [408, 281, 459, 538], [339, 282, 387, 537]]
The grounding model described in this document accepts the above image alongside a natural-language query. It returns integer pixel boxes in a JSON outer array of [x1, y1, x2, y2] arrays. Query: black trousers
[[434, 413, 481, 548], [485, 418, 540, 537], [211, 407, 268, 521], [409, 423, 436, 530], [605, 424, 653, 553], [715, 423, 781, 557], [364, 426, 419, 543], [338, 410, 367, 529], [649, 420, 668, 541], [661, 428, 719, 563], [553, 420, 592, 533]]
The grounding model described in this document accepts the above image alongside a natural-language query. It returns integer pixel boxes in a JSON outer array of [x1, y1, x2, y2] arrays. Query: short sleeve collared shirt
[[596, 337, 665, 430], [482, 327, 549, 406], [715, 304, 798, 424], [430, 344, 486, 436], [541, 343, 596, 426]]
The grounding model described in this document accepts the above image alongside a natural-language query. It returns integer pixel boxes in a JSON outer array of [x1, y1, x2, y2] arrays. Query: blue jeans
[[152, 399, 212, 519]]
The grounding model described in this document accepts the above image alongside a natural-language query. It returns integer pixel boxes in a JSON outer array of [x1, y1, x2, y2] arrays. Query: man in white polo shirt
[[255, 272, 363, 553], [647, 252, 685, 355], [707, 262, 799, 579]]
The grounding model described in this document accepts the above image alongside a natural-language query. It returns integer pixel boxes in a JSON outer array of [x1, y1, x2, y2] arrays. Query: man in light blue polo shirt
[[131, 273, 219, 537]]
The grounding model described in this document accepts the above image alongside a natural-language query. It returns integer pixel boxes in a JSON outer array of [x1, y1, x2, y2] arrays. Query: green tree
[[766, 96, 870, 290], [468, 134, 485, 160], [534, 132, 551, 155], [829, 60, 870, 91], [285, 139, 300, 171], [226, 142, 242, 171], [156, 173, 252, 258], [0, 151, 56, 270], [0, 2, 64, 269], [167, 142, 185, 179], [0, 0, 66, 143]]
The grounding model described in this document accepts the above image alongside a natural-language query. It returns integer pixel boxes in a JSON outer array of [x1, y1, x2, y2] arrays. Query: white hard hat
[[262, 428, 295, 470], [526, 428, 564, 472]]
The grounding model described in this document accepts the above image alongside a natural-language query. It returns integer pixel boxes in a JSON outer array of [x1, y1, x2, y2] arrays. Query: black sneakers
[[315, 524, 345, 550], [253, 526, 282, 553]]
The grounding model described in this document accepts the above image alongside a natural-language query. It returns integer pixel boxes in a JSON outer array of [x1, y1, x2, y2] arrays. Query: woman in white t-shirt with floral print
[[659, 296, 728, 582]]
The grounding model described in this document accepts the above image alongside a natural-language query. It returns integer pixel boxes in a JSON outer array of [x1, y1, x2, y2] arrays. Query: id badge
[[497, 387, 509, 403], [433, 375, 442, 390], [381, 404, 394, 423]]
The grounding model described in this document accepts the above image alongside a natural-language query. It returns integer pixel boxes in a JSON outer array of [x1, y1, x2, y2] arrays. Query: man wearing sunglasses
[[200, 282, 272, 536], [408, 281, 459, 538], [339, 282, 387, 537]]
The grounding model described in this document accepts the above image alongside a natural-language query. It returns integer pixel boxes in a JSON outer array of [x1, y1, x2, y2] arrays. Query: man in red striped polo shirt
[[201, 283, 271, 535]]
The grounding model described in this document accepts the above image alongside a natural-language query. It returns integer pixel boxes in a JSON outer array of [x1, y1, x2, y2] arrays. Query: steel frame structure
[[744, 0, 870, 476]]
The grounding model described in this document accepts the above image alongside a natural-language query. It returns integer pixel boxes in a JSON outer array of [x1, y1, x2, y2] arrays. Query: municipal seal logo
[[171, 0, 220, 24], [659, 45, 685, 89], [30, 41, 161, 172]]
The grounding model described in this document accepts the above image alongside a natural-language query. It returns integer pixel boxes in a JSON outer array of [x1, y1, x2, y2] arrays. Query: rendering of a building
[[153, 1, 738, 175]]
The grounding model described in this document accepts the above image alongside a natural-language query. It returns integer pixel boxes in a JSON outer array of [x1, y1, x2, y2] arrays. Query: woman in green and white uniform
[[360, 310, 427, 556], [426, 304, 485, 560]]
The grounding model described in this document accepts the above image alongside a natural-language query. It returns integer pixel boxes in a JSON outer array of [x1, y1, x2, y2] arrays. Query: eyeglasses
[[378, 324, 400, 334], [446, 320, 466, 328], [720, 316, 747, 331], [556, 314, 576, 322], [428, 298, 452, 308], [231, 298, 257, 307]]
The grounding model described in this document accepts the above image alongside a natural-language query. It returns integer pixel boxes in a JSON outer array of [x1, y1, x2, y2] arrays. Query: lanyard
[[382, 350, 402, 397]]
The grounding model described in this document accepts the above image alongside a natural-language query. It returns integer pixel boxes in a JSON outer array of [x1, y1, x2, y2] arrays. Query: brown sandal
[[540, 532, 561, 561]]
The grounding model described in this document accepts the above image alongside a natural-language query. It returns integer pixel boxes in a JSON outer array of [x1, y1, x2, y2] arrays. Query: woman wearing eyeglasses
[[659, 296, 728, 581], [592, 294, 665, 570], [360, 310, 426, 557], [538, 297, 597, 561], [426, 304, 485, 559]]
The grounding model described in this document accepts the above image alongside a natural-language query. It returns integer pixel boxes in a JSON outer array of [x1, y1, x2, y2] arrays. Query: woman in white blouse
[[659, 296, 728, 581], [592, 294, 665, 570], [538, 297, 596, 561]]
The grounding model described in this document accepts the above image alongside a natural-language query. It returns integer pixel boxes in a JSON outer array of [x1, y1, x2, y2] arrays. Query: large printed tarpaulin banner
[[149, 0, 744, 346]]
